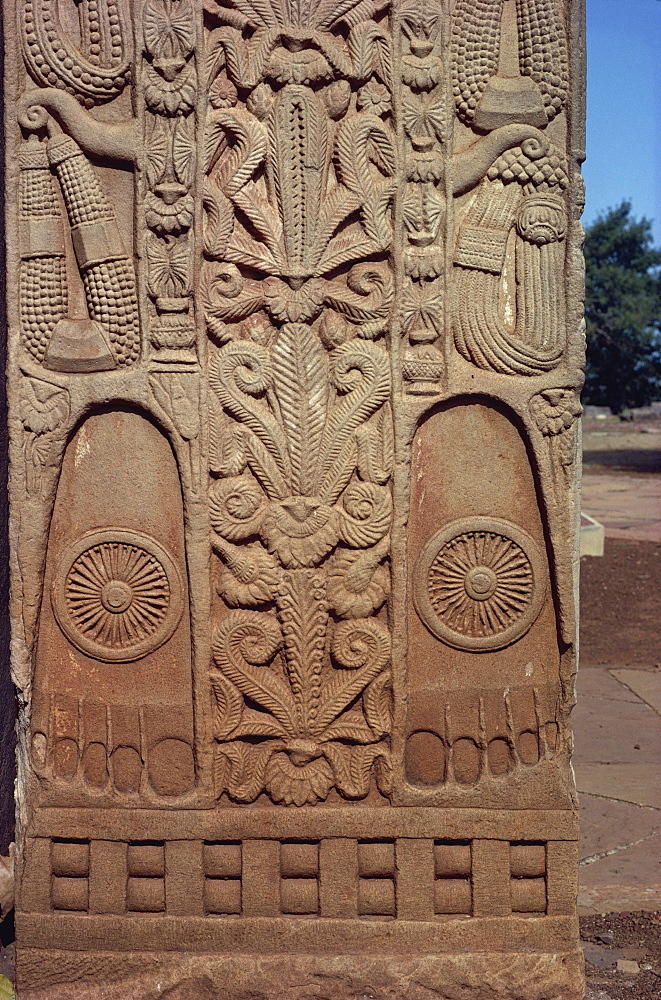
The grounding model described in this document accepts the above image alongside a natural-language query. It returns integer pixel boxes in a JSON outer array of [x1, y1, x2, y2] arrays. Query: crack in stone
[[580, 832, 660, 867]]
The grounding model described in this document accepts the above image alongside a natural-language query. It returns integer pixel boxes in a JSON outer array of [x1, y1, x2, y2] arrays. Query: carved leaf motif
[[244, 432, 291, 501], [212, 110, 268, 197], [32, 436, 54, 467], [149, 374, 199, 440], [205, 115, 228, 174], [363, 668, 392, 738], [322, 714, 378, 744], [230, 712, 288, 739], [355, 404, 393, 485], [398, 0, 443, 33], [215, 740, 275, 802], [348, 21, 392, 85], [311, 618, 390, 735], [315, 235, 382, 277], [316, 0, 389, 31], [312, 187, 362, 267], [146, 237, 191, 298], [272, 324, 328, 496], [221, 0, 281, 29], [225, 231, 282, 275], [144, 0, 195, 59], [172, 119, 196, 188], [218, 0, 388, 31], [336, 114, 395, 197], [277, 571, 327, 733], [401, 284, 444, 338], [232, 191, 284, 262], [19, 378, 69, 435], [145, 121, 169, 189], [212, 610, 296, 733], [317, 340, 390, 501], [268, 86, 328, 277], [210, 671, 244, 738], [210, 341, 291, 495], [402, 96, 446, 147], [210, 399, 247, 476], [323, 264, 393, 328], [203, 184, 236, 261], [322, 742, 390, 798]]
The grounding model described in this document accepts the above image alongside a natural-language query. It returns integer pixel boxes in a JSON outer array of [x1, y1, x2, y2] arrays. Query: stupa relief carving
[[5, 0, 586, 997]]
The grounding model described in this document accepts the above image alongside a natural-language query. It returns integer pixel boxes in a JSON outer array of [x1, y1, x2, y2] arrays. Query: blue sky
[[584, 0, 661, 244]]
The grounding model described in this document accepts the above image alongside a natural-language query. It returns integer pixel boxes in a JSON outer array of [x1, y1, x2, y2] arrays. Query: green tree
[[583, 202, 661, 414]]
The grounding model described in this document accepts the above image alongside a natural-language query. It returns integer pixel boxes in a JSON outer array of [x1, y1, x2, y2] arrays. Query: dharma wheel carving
[[413, 517, 546, 651], [51, 529, 183, 662]]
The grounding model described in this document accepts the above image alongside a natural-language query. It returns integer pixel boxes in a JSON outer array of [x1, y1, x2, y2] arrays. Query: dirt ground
[[582, 912, 661, 1000], [583, 415, 661, 476], [580, 414, 661, 666], [580, 537, 660, 665]]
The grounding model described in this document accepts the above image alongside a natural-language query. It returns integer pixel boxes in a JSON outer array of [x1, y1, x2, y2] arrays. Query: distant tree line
[[583, 202, 661, 415]]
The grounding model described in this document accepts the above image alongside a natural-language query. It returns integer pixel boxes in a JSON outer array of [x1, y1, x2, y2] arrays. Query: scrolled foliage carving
[[202, 2, 397, 802]]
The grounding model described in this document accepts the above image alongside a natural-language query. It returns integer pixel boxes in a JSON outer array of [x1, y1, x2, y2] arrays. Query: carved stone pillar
[[5, 1, 586, 997]]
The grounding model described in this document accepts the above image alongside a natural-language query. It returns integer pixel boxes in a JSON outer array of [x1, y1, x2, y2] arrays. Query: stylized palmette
[[398, 0, 447, 391], [195, 0, 401, 806], [141, 0, 199, 359]]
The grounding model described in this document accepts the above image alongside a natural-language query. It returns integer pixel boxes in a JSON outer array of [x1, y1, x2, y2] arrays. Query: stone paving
[[575, 664, 661, 914], [581, 473, 661, 544], [577, 461, 661, 916]]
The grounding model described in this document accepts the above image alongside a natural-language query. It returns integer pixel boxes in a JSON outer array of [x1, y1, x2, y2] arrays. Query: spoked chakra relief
[[52, 529, 183, 662], [413, 517, 546, 651]]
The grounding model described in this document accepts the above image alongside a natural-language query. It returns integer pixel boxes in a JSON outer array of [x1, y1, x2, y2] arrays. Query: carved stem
[[452, 126, 548, 195], [17, 90, 138, 164]]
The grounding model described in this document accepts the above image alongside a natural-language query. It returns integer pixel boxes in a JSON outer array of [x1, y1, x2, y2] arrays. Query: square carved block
[[510, 843, 547, 878], [127, 843, 165, 879], [204, 842, 242, 879], [434, 841, 472, 879], [51, 839, 90, 878], [280, 842, 319, 879], [126, 878, 166, 913], [280, 878, 319, 916], [434, 879, 472, 916], [358, 878, 396, 917], [204, 878, 241, 916], [511, 878, 547, 914], [51, 876, 89, 912], [358, 841, 395, 879]]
